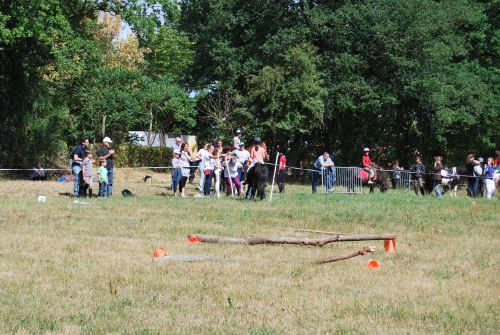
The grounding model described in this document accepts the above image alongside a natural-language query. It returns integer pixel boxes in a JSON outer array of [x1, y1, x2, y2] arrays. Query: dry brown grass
[[0, 170, 499, 334]]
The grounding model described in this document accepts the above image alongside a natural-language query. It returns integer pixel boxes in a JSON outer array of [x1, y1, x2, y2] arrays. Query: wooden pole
[[188, 234, 396, 247], [315, 246, 375, 264]]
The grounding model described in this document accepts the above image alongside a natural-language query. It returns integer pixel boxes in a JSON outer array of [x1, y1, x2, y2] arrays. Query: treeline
[[1, 0, 498, 168]]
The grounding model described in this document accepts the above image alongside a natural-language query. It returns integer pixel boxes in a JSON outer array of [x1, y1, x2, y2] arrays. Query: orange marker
[[384, 239, 396, 254], [153, 247, 168, 257], [368, 259, 379, 269], [187, 235, 201, 243]]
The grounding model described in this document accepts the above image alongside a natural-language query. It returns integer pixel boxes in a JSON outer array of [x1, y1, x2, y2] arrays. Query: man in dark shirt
[[97, 136, 115, 197], [410, 156, 426, 196], [72, 138, 89, 197]]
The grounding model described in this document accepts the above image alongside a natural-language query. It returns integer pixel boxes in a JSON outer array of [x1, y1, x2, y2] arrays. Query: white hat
[[236, 129, 242, 133], [103, 136, 113, 143], [173, 150, 180, 155], [363, 147, 370, 152]]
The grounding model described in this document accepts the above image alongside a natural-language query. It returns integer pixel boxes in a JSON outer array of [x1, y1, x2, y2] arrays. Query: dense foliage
[[0, 0, 498, 167]]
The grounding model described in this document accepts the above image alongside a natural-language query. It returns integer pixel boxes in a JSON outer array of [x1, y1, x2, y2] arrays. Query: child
[[484, 157, 496, 199], [390, 160, 403, 190], [362, 148, 374, 184], [82, 152, 94, 197], [98, 159, 108, 197], [171, 150, 182, 196], [224, 156, 243, 196]]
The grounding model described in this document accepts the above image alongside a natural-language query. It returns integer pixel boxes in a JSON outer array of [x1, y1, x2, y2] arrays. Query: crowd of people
[[70, 136, 115, 198], [170, 131, 274, 198], [56, 131, 500, 200]]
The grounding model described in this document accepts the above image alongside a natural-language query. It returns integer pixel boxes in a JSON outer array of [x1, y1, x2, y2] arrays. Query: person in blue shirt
[[484, 157, 496, 199], [312, 152, 334, 193]]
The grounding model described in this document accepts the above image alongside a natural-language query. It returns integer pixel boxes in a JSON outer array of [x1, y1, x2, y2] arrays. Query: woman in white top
[[179, 143, 193, 197]]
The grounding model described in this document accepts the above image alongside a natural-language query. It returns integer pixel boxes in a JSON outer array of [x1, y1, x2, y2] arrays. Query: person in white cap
[[97, 136, 115, 197], [362, 147, 374, 184], [233, 129, 242, 150]]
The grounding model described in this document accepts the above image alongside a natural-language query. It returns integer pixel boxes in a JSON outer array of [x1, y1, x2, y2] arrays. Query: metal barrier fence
[[321, 166, 362, 194]]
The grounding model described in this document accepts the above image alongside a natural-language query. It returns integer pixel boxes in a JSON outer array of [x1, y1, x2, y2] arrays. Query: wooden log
[[314, 246, 375, 264], [188, 234, 396, 247]]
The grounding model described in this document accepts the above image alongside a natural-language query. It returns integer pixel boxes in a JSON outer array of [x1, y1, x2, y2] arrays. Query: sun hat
[[103, 136, 113, 143], [363, 147, 370, 152], [173, 150, 180, 155]]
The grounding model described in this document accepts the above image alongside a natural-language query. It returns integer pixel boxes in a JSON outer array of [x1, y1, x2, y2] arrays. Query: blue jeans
[[107, 168, 114, 197], [99, 182, 108, 197], [72, 165, 81, 196], [204, 170, 213, 196], [434, 181, 443, 197], [238, 163, 248, 184], [472, 176, 479, 197], [172, 168, 181, 192]]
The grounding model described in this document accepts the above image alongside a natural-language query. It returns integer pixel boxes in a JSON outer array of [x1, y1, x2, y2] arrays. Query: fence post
[[269, 152, 279, 202]]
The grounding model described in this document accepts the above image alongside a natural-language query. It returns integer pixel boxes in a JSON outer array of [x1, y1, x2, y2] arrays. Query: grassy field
[[0, 171, 499, 334]]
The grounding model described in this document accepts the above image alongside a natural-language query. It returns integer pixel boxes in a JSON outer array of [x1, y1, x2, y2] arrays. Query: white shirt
[[202, 151, 213, 170], [233, 136, 241, 150], [224, 161, 243, 178], [233, 149, 250, 164]]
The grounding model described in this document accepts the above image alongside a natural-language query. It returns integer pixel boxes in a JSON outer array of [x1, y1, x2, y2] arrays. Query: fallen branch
[[188, 234, 396, 247], [280, 227, 344, 235], [314, 246, 375, 264], [154, 255, 228, 262]]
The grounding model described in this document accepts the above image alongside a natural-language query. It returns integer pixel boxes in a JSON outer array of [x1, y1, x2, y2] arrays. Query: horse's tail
[[255, 164, 269, 200]]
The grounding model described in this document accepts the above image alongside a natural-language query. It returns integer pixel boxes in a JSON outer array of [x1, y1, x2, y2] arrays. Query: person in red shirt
[[276, 146, 287, 193], [362, 147, 374, 184]]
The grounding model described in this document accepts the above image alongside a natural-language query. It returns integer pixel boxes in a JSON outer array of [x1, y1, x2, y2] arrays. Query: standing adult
[[194, 143, 208, 197], [410, 156, 426, 196], [466, 154, 480, 197], [233, 129, 242, 150], [97, 137, 115, 197], [71, 138, 89, 197], [276, 147, 287, 193], [312, 152, 334, 194], [171, 136, 182, 153], [233, 142, 250, 183], [201, 145, 216, 196], [484, 157, 496, 199], [179, 143, 193, 198]]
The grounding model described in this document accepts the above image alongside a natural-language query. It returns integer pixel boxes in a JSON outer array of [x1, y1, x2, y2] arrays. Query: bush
[[113, 145, 172, 168]]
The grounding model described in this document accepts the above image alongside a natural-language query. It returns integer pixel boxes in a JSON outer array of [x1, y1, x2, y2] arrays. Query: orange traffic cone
[[153, 247, 168, 257], [384, 239, 396, 254], [367, 259, 379, 269], [187, 235, 201, 244]]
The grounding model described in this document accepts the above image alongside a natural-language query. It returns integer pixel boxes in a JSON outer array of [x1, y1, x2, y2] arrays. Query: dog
[[122, 189, 135, 197]]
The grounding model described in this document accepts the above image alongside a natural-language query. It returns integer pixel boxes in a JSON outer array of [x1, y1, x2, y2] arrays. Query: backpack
[[473, 165, 483, 176]]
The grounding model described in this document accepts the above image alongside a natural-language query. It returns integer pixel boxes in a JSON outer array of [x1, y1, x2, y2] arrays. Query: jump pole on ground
[[269, 151, 279, 202]]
